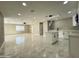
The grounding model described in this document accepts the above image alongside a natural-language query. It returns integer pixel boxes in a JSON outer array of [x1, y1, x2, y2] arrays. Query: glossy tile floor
[[2, 33, 69, 58]]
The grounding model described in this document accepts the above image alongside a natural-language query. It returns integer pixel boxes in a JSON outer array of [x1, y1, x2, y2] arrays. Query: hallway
[[0, 1, 79, 58]]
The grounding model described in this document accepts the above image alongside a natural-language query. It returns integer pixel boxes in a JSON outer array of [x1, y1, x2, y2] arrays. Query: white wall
[[30, 17, 73, 37], [54, 17, 73, 30], [4, 16, 74, 36], [31, 20, 40, 36], [30, 19, 48, 37]]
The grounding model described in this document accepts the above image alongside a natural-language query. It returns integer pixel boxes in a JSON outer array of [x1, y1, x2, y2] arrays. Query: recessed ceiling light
[[68, 11, 72, 14], [17, 13, 21, 16], [63, 1, 68, 4], [22, 2, 27, 6]]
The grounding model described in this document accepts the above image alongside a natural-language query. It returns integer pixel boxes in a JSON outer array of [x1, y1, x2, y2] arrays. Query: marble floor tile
[[0, 34, 70, 58]]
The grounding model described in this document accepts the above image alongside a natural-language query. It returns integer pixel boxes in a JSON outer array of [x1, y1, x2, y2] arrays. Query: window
[[16, 25, 24, 32]]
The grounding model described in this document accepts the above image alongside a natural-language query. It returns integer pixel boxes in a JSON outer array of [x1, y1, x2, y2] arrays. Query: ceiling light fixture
[[63, 1, 68, 4], [17, 13, 21, 16], [22, 2, 27, 6], [68, 11, 72, 14]]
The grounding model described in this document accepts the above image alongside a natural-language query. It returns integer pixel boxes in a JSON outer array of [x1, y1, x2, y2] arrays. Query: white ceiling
[[0, 1, 77, 23]]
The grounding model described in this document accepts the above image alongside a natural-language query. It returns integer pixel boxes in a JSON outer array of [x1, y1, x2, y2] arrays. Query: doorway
[[39, 22, 43, 35]]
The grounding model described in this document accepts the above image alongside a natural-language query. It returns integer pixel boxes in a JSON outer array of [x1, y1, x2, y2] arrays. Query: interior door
[[39, 22, 43, 35]]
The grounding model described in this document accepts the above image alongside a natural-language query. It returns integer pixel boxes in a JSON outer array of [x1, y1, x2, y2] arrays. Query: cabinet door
[[69, 35, 79, 57]]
